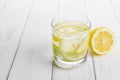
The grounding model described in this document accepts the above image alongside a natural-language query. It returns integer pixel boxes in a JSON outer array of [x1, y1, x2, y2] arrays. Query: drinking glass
[[51, 15, 91, 69]]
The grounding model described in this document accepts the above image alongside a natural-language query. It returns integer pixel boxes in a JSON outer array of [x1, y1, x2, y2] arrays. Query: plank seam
[[51, 61, 54, 80], [92, 55, 97, 80], [84, 0, 97, 79], [5, 0, 34, 80]]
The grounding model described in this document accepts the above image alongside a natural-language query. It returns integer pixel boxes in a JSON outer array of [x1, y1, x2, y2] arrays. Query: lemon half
[[89, 27, 115, 55]]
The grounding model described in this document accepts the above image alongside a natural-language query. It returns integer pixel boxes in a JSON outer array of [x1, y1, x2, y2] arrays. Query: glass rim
[[51, 15, 91, 35]]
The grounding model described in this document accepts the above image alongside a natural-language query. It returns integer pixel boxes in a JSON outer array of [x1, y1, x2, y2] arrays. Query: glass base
[[54, 56, 87, 69]]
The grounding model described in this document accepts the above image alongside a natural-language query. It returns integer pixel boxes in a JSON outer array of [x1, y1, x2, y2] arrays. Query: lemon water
[[53, 21, 90, 62]]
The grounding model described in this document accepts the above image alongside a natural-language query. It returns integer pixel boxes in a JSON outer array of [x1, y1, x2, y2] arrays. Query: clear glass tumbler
[[51, 15, 91, 69]]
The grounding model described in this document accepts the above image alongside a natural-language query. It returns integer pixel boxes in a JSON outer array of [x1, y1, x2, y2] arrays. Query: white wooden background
[[0, 0, 120, 80]]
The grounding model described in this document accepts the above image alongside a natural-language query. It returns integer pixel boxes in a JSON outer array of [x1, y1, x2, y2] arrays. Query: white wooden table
[[0, 0, 120, 80]]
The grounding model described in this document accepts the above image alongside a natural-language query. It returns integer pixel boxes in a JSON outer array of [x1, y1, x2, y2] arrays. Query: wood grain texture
[[0, 0, 33, 80], [86, 0, 120, 80], [8, 0, 58, 80], [4, 0, 120, 80]]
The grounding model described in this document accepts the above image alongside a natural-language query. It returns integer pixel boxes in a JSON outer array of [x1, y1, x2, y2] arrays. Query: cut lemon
[[60, 38, 88, 61], [89, 27, 115, 55]]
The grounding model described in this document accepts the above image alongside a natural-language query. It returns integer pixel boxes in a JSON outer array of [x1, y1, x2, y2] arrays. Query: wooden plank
[[0, 0, 33, 80], [58, 0, 87, 16], [86, 0, 120, 80], [110, 0, 120, 20], [0, 0, 31, 80], [52, 0, 95, 80], [8, 0, 58, 80]]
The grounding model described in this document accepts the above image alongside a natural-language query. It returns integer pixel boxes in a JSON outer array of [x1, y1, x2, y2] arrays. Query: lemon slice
[[89, 27, 115, 55], [53, 34, 61, 56], [60, 38, 88, 61]]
